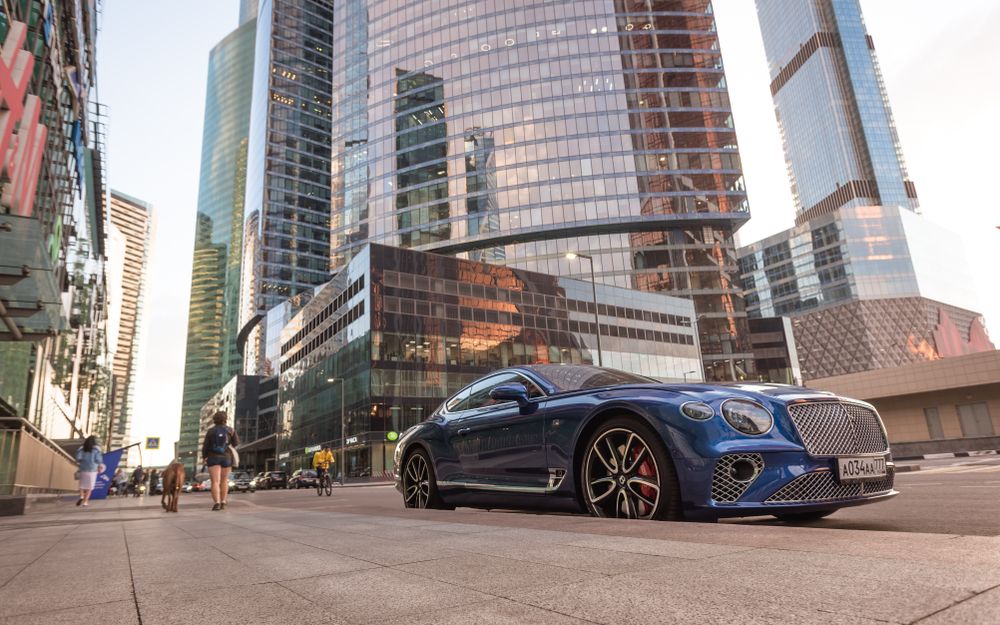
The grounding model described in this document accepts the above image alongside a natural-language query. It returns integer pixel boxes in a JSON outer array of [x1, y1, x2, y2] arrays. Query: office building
[[756, 0, 918, 223], [740, 0, 993, 380], [238, 0, 334, 375], [748, 317, 801, 385], [310, 0, 756, 381], [274, 243, 700, 476], [107, 191, 152, 457], [178, 6, 258, 474]]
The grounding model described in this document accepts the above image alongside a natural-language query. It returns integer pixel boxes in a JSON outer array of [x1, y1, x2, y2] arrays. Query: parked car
[[288, 469, 318, 489], [182, 481, 193, 493], [249, 472, 265, 489], [259, 471, 288, 490], [228, 472, 255, 493], [394, 364, 898, 522], [192, 477, 212, 492]]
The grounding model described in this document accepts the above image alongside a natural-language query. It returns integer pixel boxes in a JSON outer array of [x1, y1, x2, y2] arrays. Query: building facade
[[805, 351, 1000, 458], [756, 0, 918, 224], [302, 0, 754, 381], [178, 9, 258, 474], [107, 191, 152, 456], [197, 374, 261, 470], [738, 205, 992, 379], [276, 243, 700, 477], [747, 317, 801, 385], [741, 0, 992, 381], [238, 0, 335, 376]]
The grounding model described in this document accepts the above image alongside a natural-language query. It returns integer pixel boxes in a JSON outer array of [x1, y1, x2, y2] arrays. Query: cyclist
[[312, 446, 334, 488]]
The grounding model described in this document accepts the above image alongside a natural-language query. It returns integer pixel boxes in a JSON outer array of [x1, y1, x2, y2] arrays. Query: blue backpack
[[210, 427, 229, 454]]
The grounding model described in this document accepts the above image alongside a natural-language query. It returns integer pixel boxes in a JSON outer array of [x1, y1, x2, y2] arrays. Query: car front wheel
[[401, 448, 451, 509], [581, 417, 682, 521]]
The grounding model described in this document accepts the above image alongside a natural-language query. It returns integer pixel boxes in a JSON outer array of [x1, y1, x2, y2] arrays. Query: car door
[[445, 372, 548, 489]]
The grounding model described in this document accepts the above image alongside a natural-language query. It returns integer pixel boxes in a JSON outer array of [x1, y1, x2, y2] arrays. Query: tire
[[401, 448, 451, 509], [580, 417, 683, 521], [774, 510, 835, 523]]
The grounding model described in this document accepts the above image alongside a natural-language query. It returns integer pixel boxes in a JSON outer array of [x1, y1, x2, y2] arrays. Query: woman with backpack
[[75, 435, 104, 507], [202, 411, 240, 511]]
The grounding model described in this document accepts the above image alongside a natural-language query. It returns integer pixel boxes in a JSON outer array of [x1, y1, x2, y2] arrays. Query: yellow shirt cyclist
[[312, 447, 334, 471]]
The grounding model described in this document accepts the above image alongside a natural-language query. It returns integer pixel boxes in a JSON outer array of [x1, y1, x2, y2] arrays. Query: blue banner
[[89, 447, 125, 500]]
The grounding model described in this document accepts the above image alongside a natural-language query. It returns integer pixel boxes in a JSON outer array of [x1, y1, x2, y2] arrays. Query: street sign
[[305, 444, 321, 453], [145, 437, 160, 450]]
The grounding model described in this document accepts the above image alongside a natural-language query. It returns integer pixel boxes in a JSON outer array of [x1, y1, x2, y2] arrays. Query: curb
[[893, 464, 921, 473], [894, 449, 999, 461]]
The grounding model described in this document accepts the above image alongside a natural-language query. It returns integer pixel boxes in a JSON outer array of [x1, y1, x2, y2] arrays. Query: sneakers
[[211, 503, 221, 511], [220, 502, 227, 511]]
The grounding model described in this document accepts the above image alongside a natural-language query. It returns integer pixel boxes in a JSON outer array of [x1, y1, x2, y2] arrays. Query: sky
[[97, 1, 1000, 466]]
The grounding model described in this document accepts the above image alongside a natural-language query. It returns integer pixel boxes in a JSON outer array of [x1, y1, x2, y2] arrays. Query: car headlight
[[680, 401, 714, 421], [721, 399, 773, 435]]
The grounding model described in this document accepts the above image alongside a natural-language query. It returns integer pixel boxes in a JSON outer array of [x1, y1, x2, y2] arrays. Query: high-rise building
[[316, 0, 753, 381], [107, 191, 152, 457], [178, 6, 258, 474], [0, 2, 109, 448], [238, 0, 334, 376], [756, 0, 918, 224], [739, 0, 992, 381]]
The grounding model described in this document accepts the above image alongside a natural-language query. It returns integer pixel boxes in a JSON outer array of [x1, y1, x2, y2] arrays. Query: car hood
[[599, 382, 840, 406]]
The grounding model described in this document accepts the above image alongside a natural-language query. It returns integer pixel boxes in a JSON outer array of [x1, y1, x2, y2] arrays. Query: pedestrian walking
[[202, 411, 240, 511], [74, 435, 104, 507]]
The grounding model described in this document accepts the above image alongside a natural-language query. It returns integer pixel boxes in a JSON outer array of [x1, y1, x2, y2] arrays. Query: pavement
[[1, 464, 998, 625]]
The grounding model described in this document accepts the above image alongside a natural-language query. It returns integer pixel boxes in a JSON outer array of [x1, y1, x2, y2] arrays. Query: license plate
[[836, 456, 887, 482]]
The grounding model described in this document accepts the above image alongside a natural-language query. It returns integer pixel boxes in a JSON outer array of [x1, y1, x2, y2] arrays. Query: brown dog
[[161, 461, 185, 513]]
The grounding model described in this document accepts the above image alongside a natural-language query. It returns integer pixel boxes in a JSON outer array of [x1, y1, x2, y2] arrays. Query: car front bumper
[[678, 451, 897, 520]]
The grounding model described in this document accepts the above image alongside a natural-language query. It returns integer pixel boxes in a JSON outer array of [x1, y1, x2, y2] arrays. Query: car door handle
[[458, 428, 471, 436]]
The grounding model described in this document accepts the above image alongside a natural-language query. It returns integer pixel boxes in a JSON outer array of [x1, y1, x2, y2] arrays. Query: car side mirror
[[490, 383, 530, 407]]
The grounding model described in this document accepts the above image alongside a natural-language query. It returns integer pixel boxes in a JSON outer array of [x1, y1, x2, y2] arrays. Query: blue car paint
[[394, 366, 896, 520]]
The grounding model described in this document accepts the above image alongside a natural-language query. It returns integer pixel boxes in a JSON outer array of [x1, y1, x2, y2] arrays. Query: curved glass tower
[[178, 13, 257, 471], [327, 0, 754, 380]]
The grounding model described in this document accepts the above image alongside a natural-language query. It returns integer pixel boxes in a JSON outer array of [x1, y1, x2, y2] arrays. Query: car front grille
[[765, 466, 895, 503], [711, 453, 765, 503], [787, 401, 889, 456]]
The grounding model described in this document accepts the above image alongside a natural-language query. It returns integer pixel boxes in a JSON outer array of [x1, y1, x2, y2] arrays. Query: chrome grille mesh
[[788, 402, 889, 456], [711, 454, 765, 503], [766, 466, 895, 503]]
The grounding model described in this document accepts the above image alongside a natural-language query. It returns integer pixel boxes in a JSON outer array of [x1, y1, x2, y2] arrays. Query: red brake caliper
[[631, 447, 657, 512]]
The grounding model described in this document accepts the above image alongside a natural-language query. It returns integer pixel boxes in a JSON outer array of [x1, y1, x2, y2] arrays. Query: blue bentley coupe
[[394, 364, 897, 521]]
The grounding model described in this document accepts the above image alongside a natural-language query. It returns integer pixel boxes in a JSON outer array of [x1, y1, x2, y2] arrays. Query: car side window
[[465, 372, 527, 411], [518, 375, 545, 399], [445, 388, 471, 413]]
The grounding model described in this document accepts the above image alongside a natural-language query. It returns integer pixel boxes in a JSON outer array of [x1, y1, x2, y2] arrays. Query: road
[[248, 456, 1000, 537]]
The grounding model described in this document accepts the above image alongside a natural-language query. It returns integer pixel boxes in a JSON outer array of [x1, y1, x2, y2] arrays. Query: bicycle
[[316, 469, 332, 496]]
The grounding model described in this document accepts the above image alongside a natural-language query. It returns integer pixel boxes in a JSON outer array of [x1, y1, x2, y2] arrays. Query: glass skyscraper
[[178, 8, 257, 472], [239, 0, 334, 376], [739, 0, 991, 381], [322, 0, 754, 381], [756, 0, 918, 224]]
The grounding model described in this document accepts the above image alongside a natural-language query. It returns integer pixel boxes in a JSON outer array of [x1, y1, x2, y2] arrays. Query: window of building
[[923, 407, 945, 440], [956, 403, 995, 438]]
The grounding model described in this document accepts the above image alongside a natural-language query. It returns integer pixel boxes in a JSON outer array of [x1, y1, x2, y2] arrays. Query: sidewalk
[[2, 495, 998, 624]]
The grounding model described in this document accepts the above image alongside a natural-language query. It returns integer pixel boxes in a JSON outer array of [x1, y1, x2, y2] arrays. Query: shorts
[[206, 456, 232, 468]]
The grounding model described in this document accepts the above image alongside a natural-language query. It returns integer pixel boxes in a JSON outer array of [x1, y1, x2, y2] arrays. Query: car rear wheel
[[773, 510, 835, 523], [581, 417, 682, 521], [401, 448, 450, 510]]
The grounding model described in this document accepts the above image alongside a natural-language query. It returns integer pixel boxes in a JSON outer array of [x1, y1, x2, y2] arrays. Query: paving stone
[[383, 598, 589, 625], [0, 568, 134, 617], [0, 599, 138, 624], [916, 586, 1000, 625], [288, 530, 463, 566], [394, 552, 602, 596], [137, 581, 341, 625], [565, 534, 757, 560], [285, 566, 489, 625], [247, 550, 379, 581]]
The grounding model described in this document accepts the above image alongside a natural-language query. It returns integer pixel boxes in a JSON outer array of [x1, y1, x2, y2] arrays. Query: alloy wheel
[[584, 427, 661, 519], [403, 453, 431, 508]]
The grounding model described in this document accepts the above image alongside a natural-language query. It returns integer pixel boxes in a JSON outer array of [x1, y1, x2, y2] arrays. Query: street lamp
[[566, 252, 603, 366], [327, 377, 346, 485]]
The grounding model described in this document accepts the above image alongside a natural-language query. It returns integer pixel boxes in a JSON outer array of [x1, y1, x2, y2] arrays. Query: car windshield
[[530, 365, 657, 392]]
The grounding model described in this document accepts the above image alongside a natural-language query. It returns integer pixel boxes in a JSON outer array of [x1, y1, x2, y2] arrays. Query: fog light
[[730, 458, 758, 483]]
